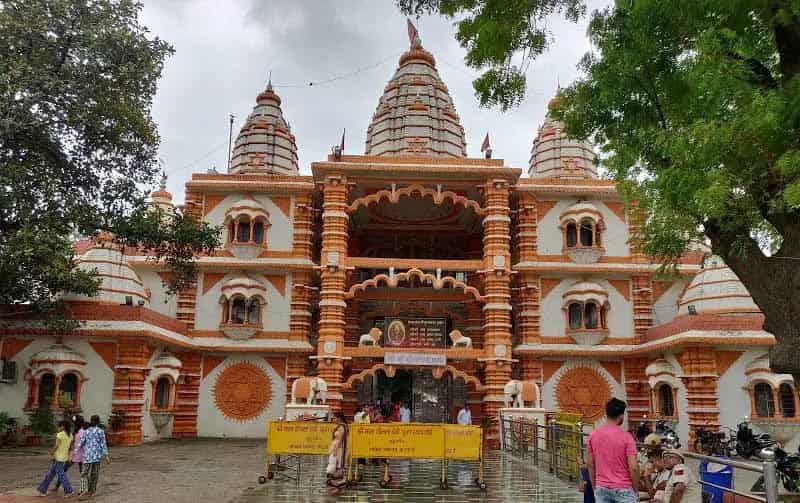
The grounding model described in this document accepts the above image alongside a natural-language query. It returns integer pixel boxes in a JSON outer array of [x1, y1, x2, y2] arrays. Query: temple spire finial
[[159, 171, 167, 190], [406, 18, 421, 48], [267, 70, 273, 91]]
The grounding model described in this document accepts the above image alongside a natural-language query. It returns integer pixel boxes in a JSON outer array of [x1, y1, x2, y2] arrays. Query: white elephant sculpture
[[503, 379, 541, 408], [291, 376, 328, 405], [358, 327, 382, 347], [449, 329, 472, 349]]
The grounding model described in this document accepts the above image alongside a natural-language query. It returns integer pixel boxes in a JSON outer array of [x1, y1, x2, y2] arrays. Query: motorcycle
[[635, 419, 652, 443], [751, 447, 800, 493], [655, 420, 681, 449], [735, 418, 776, 459], [693, 426, 735, 457]]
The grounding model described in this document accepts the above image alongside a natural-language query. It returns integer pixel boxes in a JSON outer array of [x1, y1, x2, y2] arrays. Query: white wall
[[716, 348, 764, 431], [204, 193, 293, 251], [0, 337, 114, 426], [194, 272, 291, 331], [652, 280, 686, 326], [537, 199, 629, 256], [539, 277, 634, 339], [138, 270, 178, 318], [197, 354, 286, 438]]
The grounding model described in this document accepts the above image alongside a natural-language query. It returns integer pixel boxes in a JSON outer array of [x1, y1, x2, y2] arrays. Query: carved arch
[[347, 184, 485, 216], [342, 363, 484, 391], [345, 268, 484, 302]]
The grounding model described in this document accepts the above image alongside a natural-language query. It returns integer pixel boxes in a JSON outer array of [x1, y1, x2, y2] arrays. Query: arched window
[[236, 219, 251, 243], [579, 219, 594, 246], [754, 383, 776, 418], [657, 384, 675, 417], [155, 377, 171, 410], [584, 303, 599, 329], [566, 223, 578, 248], [38, 373, 56, 408], [253, 221, 264, 244], [247, 299, 260, 325], [230, 297, 247, 324], [779, 383, 796, 418], [568, 303, 583, 329], [228, 222, 236, 242], [59, 373, 79, 407]]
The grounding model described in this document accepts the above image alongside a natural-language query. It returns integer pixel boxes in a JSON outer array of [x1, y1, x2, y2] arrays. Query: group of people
[[35, 414, 110, 499], [580, 398, 702, 503]]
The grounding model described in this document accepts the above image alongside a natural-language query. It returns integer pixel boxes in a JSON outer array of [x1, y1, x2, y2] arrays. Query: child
[[578, 455, 595, 503], [36, 420, 75, 497], [54, 415, 86, 495]]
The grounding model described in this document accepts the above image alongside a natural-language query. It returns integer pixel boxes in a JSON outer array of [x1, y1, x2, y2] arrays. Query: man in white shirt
[[662, 450, 702, 503], [399, 402, 411, 423], [457, 405, 472, 425]]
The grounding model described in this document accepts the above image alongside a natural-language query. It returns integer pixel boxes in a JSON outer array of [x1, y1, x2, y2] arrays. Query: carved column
[[516, 192, 538, 263], [316, 175, 349, 410], [112, 340, 151, 446], [286, 354, 307, 406], [677, 347, 720, 449], [623, 358, 650, 425], [520, 358, 543, 385], [631, 275, 653, 344], [481, 179, 513, 433], [517, 272, 540, 345], [466, 299, 483, 348], [289, 271, 313, 343], [344, 299, 360, 348], [172, 351, 201, 438], [292, 192, 314, 259]]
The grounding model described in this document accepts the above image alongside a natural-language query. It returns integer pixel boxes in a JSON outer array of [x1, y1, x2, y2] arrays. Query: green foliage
[[0, 0, 221, 314], [28, 407, 55, 436], [0, 411, 11, 433], [397, 0, 585, 110]]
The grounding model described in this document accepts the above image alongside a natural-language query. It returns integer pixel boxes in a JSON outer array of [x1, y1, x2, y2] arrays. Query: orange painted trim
[[515, 336, 774, 358], [345, 257, 482, 271], [1, 338, 32, 360]]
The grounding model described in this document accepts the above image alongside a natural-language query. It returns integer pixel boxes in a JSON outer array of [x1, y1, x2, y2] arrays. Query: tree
[[401, 0, 800, 378], [0, 0, 220, 320]]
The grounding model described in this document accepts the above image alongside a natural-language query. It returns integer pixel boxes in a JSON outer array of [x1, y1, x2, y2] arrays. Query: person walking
[[578, 455, 595, 503], [77, 415, 110, 500], [586, 398, 640, 503], [399, 402, 411, 423], [326, 412, 348, 490], [35, 420, 75, 497], [457, 404, 472, 425], [54, 415, 86, 496]]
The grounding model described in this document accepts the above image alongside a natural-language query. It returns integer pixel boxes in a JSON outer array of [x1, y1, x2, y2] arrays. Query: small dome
[[29, 343, 87, 378], [219, 275, 267, 302], [152, 352, 182, 370], [229, 81, 299, 176], [645, 358, 678, 378], [678, 256, 760, 316], [559, 201, 603, 226], [63, 233, 149, 305], [562, 281, 609, 306], [364, 21, 466, 158], [529, 98, 597, 178], [225, 197, 269, 222]]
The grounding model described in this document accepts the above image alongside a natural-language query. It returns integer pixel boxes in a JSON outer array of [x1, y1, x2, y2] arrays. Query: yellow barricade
[[444, 425, 482, 460], [266, 420, 337, 455], [349, 423, 445, 459]]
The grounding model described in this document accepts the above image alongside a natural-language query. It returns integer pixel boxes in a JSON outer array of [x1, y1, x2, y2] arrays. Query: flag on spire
[[407, 18, 419, 46], [340, 128, 346, 152], [481, 133, 491, 152]]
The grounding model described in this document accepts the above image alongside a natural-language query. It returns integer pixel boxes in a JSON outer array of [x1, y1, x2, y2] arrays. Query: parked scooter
[[693, 425, 736, 457], [751, 447, 800, 493], [655, 420, 681, 449], [735, 418, 776, 459]]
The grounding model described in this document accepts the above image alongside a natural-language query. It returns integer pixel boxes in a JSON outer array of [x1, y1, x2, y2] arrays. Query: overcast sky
[[140, 0, 609, 203]]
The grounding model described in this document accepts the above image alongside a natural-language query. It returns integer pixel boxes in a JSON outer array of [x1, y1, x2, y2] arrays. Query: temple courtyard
[[0, 439, 584, 502]]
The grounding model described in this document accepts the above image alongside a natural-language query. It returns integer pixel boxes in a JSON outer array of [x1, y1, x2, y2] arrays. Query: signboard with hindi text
[[444, 425, 482, 460], [266, 421, 337, 455], [382, 317, 447, 348], [349, 423, 445, 459]]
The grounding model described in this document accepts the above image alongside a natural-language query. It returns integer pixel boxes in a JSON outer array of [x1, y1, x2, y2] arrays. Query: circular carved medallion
[[555, 367, 612, 421], [214, 363, 271, 421]]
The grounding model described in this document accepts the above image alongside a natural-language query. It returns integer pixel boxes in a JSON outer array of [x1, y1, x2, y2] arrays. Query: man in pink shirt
[[586, 398, 640, 503]]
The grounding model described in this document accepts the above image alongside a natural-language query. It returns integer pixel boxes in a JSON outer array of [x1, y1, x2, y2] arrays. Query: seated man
[[662, 450, 702, 503], [641, 449, 668, 502]]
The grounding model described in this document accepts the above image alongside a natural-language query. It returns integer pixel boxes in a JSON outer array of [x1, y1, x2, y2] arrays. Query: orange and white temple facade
[[2, 27, 798, 449]]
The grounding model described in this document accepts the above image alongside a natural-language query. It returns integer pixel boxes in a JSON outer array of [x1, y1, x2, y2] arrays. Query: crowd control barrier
[[260, 419, 337, 483], [348, 423, 486, 490]]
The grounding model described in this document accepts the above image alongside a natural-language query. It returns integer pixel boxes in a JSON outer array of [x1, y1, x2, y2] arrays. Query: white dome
[[219, 275, 267, 302], [562, 281, 609, 306], [365, 24, 466, 158], [678, 256, 760, 316], [529, 97, 597, 178], [226, 198, 269, 222], [559, 201, 603, 226], [29, 343, 87, 377]]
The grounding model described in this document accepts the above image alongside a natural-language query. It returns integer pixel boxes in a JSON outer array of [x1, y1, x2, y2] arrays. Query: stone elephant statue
[[503, 379, 540, 408], [291, 376, 328, 405]]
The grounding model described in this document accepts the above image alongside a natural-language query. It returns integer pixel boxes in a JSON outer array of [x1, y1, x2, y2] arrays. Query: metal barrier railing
[[500, 417, 783, 503]]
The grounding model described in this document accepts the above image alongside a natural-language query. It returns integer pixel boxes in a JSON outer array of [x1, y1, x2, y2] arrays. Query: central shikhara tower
[[1, 22, 791, 450]]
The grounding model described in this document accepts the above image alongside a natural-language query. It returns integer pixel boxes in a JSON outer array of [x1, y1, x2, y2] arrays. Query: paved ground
[[0, 439, 585, 503]]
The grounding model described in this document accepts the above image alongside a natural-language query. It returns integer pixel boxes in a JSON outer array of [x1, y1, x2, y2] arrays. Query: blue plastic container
[[699, 460, 733, 503]]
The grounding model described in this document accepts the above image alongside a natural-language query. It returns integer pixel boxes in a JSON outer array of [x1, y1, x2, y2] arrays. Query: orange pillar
[[172, 351, 201, 438], [631, 276, 653, 344], [623, 358, 650, 425], [678, 347, 720, 450], [481, 179, 513, 441], [316, 175, 349, 411], [111, 340, 151, 445]]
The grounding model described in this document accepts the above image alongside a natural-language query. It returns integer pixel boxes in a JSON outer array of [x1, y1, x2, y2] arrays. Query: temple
[[1, 23, 796, 450]]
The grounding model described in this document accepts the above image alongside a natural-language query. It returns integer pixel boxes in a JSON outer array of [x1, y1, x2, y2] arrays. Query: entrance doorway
[[355, 369, 468, 423]]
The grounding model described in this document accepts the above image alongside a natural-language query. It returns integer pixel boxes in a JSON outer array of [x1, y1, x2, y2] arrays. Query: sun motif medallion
[[555, 367, 612, 421], [213, 362, 271, 421]]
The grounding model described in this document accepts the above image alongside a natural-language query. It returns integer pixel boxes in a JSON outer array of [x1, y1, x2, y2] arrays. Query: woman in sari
[[326, 413, 348, 491]]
